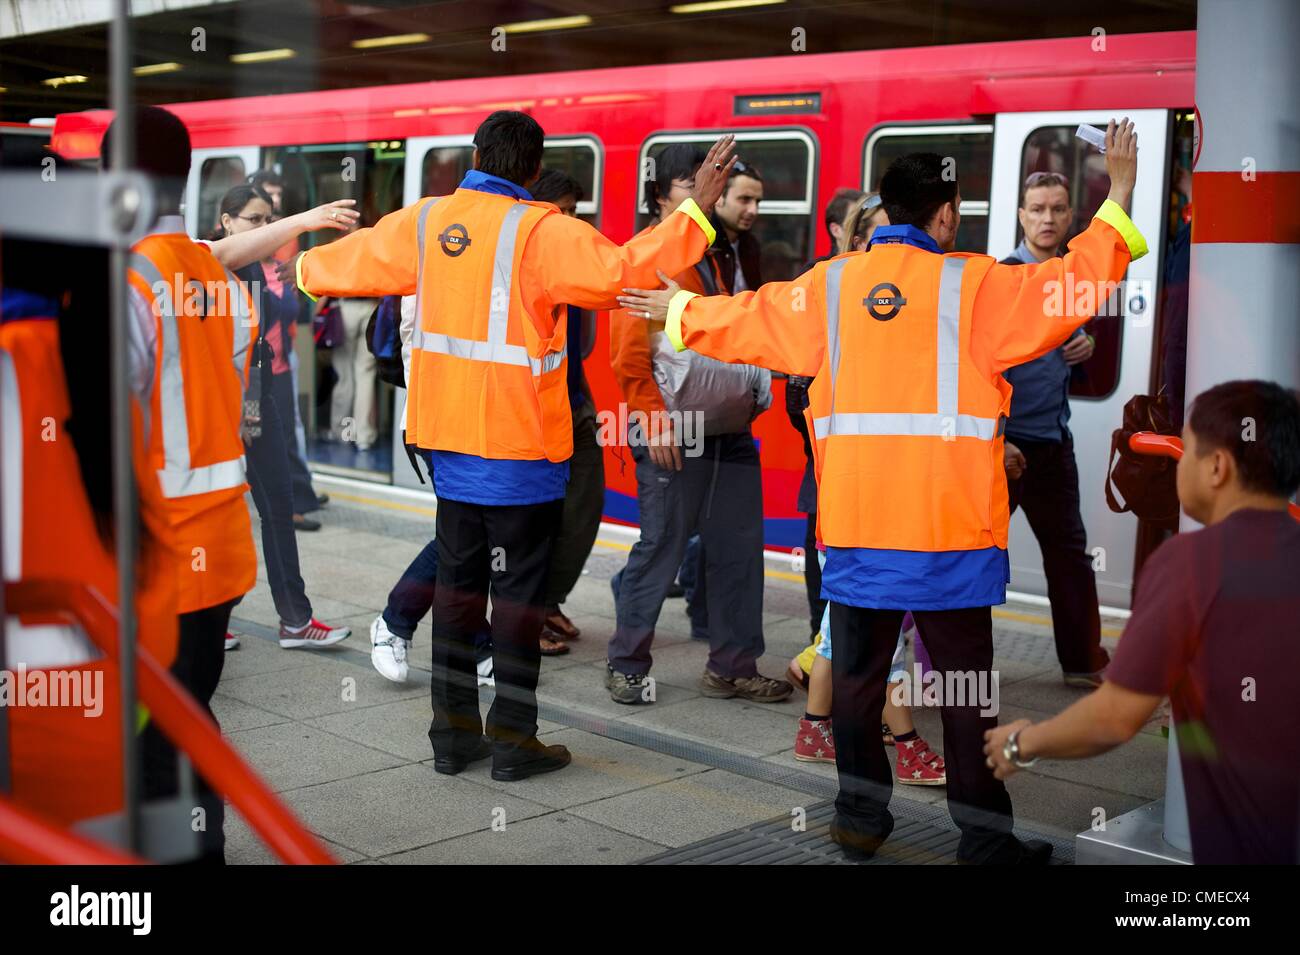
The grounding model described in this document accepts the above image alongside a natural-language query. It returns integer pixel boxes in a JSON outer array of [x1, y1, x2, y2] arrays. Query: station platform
[[218, 478, 1169, 865]]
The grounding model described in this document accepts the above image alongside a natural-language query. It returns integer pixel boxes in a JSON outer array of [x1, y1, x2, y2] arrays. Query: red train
[[53, 29, 1196, 607]]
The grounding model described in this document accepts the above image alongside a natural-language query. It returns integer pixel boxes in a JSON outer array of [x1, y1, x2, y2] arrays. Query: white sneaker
[[370, 615, 409, 683], [476, 656, 495, 687], [224, 633, 240, 651]]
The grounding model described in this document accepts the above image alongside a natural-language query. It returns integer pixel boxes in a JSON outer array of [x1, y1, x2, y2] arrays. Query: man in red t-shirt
[[985, 379, 1300, 864]]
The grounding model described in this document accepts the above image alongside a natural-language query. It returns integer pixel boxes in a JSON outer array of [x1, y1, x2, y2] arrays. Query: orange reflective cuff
[[1095, 199, 1148, 262], [665, 290, 699, 351], [295, 251, 319, 303], [673, 198, 717, 246]]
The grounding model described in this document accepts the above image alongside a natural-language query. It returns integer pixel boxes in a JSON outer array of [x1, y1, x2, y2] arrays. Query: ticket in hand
[[1075, 124, 1108, 154]]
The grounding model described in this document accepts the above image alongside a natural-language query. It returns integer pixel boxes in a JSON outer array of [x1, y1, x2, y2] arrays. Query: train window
[[421, 145, 474, 197], [196, 156, 248, 241], [543, 137, 602, 226], [864, 125, 992, 253], [637, 130, 817, 281], [1019, 125, 1121, 399], [264, 141, 406, 242]]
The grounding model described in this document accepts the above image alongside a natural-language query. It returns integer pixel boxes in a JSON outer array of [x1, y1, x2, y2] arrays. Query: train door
[[185, 146, 260, 239], [987, 109, 1171, 609], [391, 134, 606, 490]]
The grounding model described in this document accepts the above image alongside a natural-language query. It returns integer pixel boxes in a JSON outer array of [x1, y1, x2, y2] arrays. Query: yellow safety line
[[338, 499, 1124, 638]]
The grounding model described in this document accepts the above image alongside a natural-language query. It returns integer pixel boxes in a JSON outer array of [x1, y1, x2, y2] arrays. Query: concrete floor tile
[[225, 722, 406, 792], [382, 811, 665, 864]]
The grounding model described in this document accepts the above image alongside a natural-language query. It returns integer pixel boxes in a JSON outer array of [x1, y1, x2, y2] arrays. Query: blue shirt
[[820, 226, 1010, 611], [426, 170, 571, 506], [1001, 240, 1081, 443]]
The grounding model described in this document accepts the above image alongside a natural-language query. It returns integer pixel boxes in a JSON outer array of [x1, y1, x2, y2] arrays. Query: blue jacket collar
[[460, 170, 533, 201], [1008, 239, 1038, 264], [0, 289, 60, 322], [868, 224, 943, 255]]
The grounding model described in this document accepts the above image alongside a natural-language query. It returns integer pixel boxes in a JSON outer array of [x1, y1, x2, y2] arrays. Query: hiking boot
[[699, 670, 793, 703]]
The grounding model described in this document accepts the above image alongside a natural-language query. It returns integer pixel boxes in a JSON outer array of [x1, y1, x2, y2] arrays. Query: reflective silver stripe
[[226, 269, 254, 371], [156, 456, 247, 498], [1, 349, 22, 581], [413, 200, 562, 377], [935, 257, 966, 417], [489, 203, 529, 346], [813, 412, 997, 441], [825, 257, 848, 397], [411, 197, 441, 354], [131, 252, 191, 473]]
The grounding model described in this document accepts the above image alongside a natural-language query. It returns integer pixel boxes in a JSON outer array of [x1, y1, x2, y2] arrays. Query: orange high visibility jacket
[[297, 189, 717, 461], [128, 234, 258, 613], [1, 315, 179, 826], [665, 201, 1148, 554]]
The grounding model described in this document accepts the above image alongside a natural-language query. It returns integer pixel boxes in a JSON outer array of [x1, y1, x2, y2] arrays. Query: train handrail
[[1128, 431, 1300, 520], [4, 579, 337, 865], [0, 797, 144, 865]]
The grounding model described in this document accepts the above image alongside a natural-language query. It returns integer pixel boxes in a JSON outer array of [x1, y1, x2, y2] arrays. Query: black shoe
[[829, 812, 893, 862], [315, 492, 330, 508], [293, 514, 321, 532], [665, 581, 685, 599], [491, 741, 572, 781], [433, 736, 492, 776], [958, 835, 1054, 865]]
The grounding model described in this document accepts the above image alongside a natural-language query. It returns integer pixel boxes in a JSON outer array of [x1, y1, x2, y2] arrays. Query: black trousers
[[543, 400, 605, 608], [829, 603, 1015, 863], [1006, 435, 1107, 673], [429, 497, 562, 759], [140, 598, 234, 863]]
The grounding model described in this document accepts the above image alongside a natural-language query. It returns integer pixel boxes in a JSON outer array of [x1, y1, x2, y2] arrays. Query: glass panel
[[196, 155, 247, 241], [1019, 125, 1121, 399], [542, 141, 600, 226], [868, 129, 992, 202], [636, 134, 813, 280], [420, 145, 474, 198]]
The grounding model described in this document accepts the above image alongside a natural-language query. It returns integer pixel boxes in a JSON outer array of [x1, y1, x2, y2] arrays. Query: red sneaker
[[896, 736, 946, 786], [794, 718, 836, 763], [223, 633, 240, 651], [279, 618, 351, 650]]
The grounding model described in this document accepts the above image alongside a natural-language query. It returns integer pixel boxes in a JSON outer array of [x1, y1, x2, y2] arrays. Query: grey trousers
[[607, 428, 766, 678]]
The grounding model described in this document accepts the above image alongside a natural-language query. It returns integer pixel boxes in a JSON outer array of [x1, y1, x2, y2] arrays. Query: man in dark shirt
[[1001, 172, 1108, 687], [984, 380, 1300, 864]]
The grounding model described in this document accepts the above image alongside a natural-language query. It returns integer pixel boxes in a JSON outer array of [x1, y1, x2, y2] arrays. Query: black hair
[[723, 158, 762, 198], [100, 105, 191, 210], [1188, 380, 1300, 498], [530, 168, 584, 205], [472, 110, 545, 187], [219, 183, 274, 231], [248, 169, 284, 190], [878, 152, 959, 230], [824, 187, 866, 241], [643, 143, 706, 217]]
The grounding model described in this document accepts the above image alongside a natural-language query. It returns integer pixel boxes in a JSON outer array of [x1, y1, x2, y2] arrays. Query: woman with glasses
[[217, 183, 352, 651]]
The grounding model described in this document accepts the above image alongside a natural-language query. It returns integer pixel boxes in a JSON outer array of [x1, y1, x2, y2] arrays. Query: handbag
[[1105, 390, 1181, 522]]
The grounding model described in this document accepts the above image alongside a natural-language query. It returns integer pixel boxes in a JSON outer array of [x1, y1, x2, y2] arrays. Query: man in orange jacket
[[104, 106, 261, 861], [292, 111, 736, 781], [619, 120, 1145, 863]]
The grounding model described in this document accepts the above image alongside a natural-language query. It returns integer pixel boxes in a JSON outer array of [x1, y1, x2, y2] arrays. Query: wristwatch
[[1003, 728, 1039, 769]]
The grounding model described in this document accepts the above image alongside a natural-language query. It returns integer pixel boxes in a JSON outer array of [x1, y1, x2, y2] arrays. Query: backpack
[[365, 295, 405, 387], [1105, 391, 1181, 522]]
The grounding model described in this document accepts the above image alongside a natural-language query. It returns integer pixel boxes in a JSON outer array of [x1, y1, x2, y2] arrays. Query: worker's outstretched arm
[[974, 119, 1146, 373], [618, 266, 826, 377], [208, 199, 360, 271], [292, 200, 427, 301], [530, 135, 739, 310]]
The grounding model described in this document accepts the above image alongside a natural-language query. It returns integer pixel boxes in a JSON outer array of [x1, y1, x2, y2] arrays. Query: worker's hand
[[984, 719, 1033, 781], [1004, 441, 1027, 480], [303, 198, 360, 233], [647, 416, 683, 471], [688, 134, 738, 216], [1104, 118, 1139, 211], [276, 251, 301, 284], [1062, 333, 1095, 366], [618, 271, 682, 323]]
